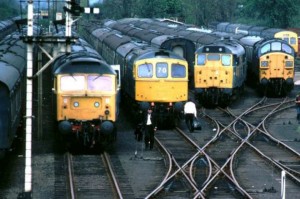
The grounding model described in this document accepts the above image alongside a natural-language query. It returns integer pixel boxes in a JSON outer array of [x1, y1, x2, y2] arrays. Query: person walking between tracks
[[295, 94, 300, 122], [143, 108, 157, 150], [184, 98, 197, 132]]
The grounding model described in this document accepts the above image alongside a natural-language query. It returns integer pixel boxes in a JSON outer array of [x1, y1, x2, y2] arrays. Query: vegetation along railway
[[0, 17, 300, 198]]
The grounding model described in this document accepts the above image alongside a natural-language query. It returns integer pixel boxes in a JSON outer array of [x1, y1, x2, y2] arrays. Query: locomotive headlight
[[73, 102, 79, 107], [94, 102, 100, 107], [261, 61, 268, 67], [285, 61, 293, 67]]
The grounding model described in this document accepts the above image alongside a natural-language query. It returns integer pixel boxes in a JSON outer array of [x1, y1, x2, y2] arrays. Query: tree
[[0, 0, 19, 20], [239, 0, 299, 28]]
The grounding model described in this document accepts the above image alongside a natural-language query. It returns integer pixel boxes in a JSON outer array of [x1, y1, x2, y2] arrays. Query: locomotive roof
[[53, 57, 115, 75], [134, 49, 186, 61], [0, 64, 21, 90], [196, 38, 245, 56]]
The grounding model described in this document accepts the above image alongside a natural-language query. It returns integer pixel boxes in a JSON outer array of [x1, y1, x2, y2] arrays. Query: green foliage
[[0, 0, 19, 20], [239, 0, 299, 28], [4, 0, 299, 29]]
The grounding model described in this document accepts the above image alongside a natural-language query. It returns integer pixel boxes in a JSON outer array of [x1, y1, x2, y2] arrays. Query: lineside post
[[281, 170, 286, 199]]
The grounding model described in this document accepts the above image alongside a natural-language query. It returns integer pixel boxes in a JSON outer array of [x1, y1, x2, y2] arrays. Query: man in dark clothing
[[143, 108, 157, 149]]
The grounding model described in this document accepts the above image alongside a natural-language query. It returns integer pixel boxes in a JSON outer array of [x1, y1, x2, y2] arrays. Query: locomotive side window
[[138, 63, 153, 78], [221, 55, 231, 66], [290, 37, 296, 45], [156, 62, 168, 78], [61, 76, 85, 91], [171, 64, 186, 78], [197, 54, 206, 65], [88, 75, 113, 91]]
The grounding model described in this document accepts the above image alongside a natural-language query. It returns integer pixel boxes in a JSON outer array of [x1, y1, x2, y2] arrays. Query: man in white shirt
[[184, 98, 197, 132]]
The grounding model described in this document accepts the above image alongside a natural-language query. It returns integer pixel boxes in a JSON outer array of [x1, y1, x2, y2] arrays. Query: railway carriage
[[0, 33, 27, 157], [0, 16, 19, 41], [81, 27, 188, 128], [52, 38, 120, 148]]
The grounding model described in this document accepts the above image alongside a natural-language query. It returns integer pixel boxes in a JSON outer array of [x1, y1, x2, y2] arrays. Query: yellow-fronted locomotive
[[52, 38, 120, 148], [81, 27, 188, 128], [194, 38, 247, 106], [238, 36, 295, 95]]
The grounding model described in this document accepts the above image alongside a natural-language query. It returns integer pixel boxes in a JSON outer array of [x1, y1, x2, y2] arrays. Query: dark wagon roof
[[0, 64, 20, 90]]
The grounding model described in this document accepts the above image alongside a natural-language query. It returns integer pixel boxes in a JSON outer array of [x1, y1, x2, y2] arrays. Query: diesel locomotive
[[237, 36, 295, 95], [107, 18, 247, 106], [52, 37, 120, 149], [80, 26, 188, 128]]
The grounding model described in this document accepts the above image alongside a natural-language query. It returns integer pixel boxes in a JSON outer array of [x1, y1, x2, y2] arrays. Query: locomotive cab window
[[282, 43, 293, 54], [88, 75, 113, 91], [221, 55, 231, 66], [207, 54, 220, 61], [156, 62, 168, 78], [138, 63, 153, 78], [61, 76, 85, 91], [260, 44, 270, 54], [271, 42, 281, 51], [171, 64, 186, 78], [197, 54, 206, 65]]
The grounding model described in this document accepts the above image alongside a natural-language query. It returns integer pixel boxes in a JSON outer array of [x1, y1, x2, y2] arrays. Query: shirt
[[184, 101, 197, 117], [146, 114, 152, 125]]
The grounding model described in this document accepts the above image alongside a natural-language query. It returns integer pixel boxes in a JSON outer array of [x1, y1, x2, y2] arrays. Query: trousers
[[144, 124, 154, 149]]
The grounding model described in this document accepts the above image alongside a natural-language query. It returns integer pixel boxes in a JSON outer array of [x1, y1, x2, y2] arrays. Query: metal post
[[65, 0, 72, 53], [38, 50, 43, 139], [281, 170, 286, 199], [24, 0, 34, 197]]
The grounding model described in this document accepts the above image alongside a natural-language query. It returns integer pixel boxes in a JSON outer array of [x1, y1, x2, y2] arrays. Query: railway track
[[60, 152, 128, 199], [144, 96, 300, 198]]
